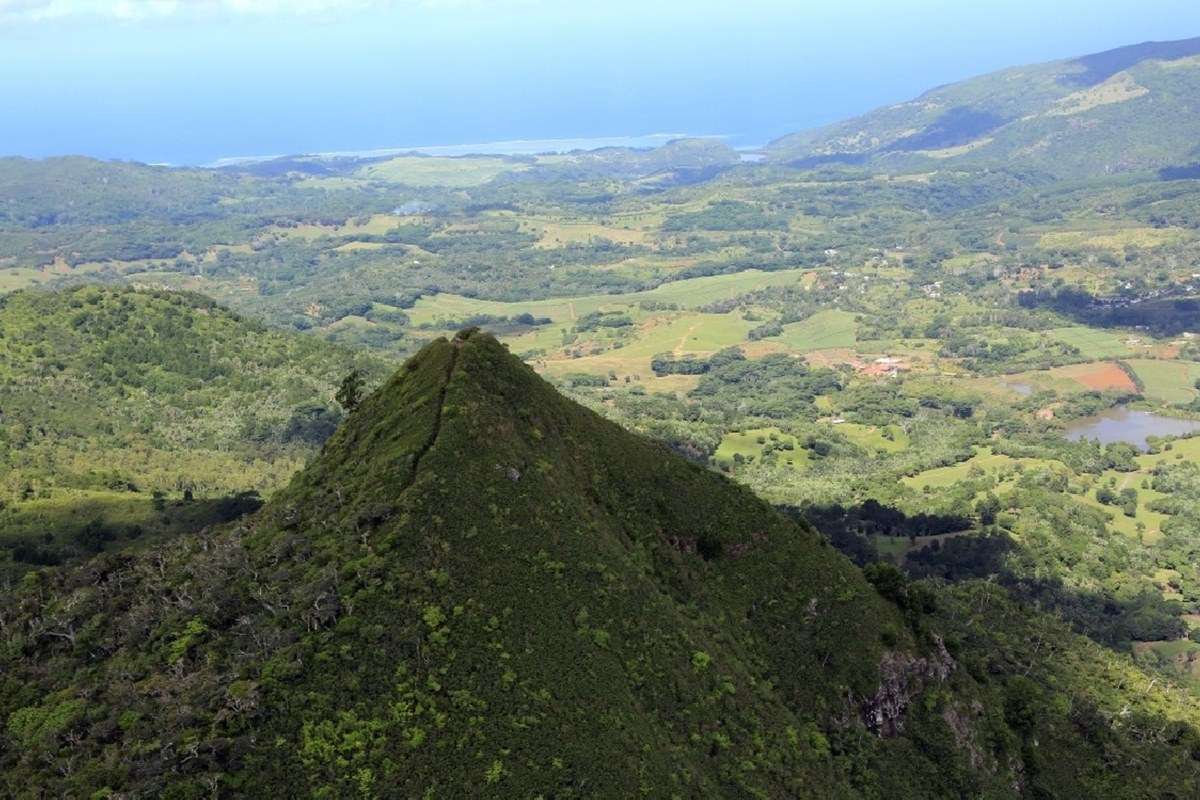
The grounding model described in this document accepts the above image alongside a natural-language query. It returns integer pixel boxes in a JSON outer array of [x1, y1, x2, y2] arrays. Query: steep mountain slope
[[767, 36, 1200, 178], [3, 331, 1199, 797], [0, 286, 385, 577]]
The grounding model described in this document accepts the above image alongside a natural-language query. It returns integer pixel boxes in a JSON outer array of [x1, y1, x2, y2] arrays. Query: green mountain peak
[[5, 331, 1200, 797]]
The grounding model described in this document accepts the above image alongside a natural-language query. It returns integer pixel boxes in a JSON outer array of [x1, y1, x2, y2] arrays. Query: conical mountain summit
[[4, 330, 1200, 798]]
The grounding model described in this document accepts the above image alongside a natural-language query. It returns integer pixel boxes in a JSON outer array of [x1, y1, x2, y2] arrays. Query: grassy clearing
[[902, 448, 1023, 490], [835, 422, 909, 453], [0, 268, 51, 292], [1136, 639, 1200, 659], [1140, 435, 1200, 468], [900, 442, 1173, 543], [714, 427, 808, 469], [1038, 226, 1190, 251], [268, 214, 406, 241], [293, 176, 370, 190], [540, 312, 759, 378], [1127, 359, 1200, 404], [770, 309, 858, 352], [406, 268, 809, 327], [1074, 479, 1168, 543], [642, 374, 703, 395], [876, 531, 974, 562], [511, 216, 653, 249], [1047, 326, 1134, 359], [355, 156, 520, 186]]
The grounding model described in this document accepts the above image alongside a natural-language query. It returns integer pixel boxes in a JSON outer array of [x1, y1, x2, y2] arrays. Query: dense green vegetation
[[3, 333, 1198, 797], [0, 286, 387, 582]]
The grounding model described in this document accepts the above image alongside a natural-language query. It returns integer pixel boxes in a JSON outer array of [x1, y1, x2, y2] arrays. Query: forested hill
[[3, 330, 1199, 798], [766, 36, 1200, 178], [0, 286, 387, 579]]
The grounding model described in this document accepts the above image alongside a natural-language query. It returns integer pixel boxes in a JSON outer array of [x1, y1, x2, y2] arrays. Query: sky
[[3, 0, 1200, 165]]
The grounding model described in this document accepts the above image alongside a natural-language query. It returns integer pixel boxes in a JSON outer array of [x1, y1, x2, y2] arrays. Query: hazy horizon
[[3, 0, 1200, 165]]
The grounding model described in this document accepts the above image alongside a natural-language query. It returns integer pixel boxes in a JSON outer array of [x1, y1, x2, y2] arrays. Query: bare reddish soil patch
[[1059, 361, 1138, 392]]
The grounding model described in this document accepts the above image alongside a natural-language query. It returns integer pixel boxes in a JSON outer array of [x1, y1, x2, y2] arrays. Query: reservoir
[[1063, 407, 1200, 451]]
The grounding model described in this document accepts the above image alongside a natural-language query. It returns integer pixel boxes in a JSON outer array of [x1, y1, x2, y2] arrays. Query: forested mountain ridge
[[2, 331, 1199, 798], [766, 36, 1200, 178], [0, 285, 387, 581]]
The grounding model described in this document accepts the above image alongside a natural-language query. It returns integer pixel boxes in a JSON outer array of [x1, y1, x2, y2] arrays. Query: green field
[[406, 268, 809, 327], [1047, 326, 1133, 359], [598, 312, 752, 358], [770, 309, 858, 351], [902, 447, 1022, 490], [355, 156, 521, 186], [714, 427, 808, 469], [835, 422, 909, 453], [1127, 359, 1200, 404], [0, 267, 52, 292]]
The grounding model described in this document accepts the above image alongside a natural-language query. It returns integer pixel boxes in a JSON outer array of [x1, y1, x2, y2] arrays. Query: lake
[[1063, 407, 1200, 451]]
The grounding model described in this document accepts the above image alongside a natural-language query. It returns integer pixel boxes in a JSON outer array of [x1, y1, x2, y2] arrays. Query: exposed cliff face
[[855, 634, 956, 737]]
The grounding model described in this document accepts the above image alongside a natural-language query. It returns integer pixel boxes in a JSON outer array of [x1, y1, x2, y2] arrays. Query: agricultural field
[[1037, 225, 1192, 252], [1126, 358, 1200, 404], [771, 309, 858, 352], [405, 268, 809, 328], [1046, 326, 1135, 359], [354, 155, 523, 186], [991, 361, 1140, 397]]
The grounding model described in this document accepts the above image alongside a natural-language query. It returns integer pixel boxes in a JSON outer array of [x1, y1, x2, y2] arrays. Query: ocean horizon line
[[204, 132, 739, 168]]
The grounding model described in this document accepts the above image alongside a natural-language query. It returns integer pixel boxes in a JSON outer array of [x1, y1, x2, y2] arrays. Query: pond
[[1063, 407, 1200, 451]]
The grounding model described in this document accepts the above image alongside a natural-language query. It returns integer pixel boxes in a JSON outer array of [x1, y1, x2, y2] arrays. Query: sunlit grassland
[[540, 312, 759, 378], [1127, 359, 1200, 404], [503, 214, 654, 249], [406, 268, 810, 327], [901, 447, 1025, 490], [767, 309, 858, 352], [834, 422, 909, 453], [995, 361, 1137, 395], [354, 156, 523, 186], [0, 267, 52, 292], [293, 176, 371, 190], [1037, 225, 1191, 251], [1139, 434, 1200, 467], [1074, 474, 1169, 543], [266, 213, 410, 240], [1047, 326, 1135, 359], [714, 427, 809, 469]]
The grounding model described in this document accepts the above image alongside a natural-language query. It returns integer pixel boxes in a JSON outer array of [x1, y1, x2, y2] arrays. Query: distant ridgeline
[[766, 36, 1200, 179], [2, 332, 1199, 797]]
